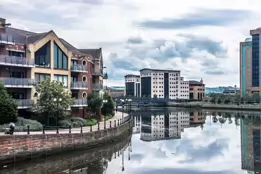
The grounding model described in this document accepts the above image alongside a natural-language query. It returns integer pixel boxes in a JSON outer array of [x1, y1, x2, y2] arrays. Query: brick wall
[[0, 117, 132, 165]]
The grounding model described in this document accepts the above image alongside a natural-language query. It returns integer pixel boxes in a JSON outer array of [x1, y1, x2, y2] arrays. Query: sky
[[1, 0, 260, 87]]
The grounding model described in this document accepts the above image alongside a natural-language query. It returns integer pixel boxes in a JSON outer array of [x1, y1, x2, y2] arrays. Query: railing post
[[90, 124, 92, 132], [114, 120, 116, 127], [118, 120, 119, 126], [80, 126, 83, 133], [27, 125, 30, 135], [56, 126, 59, 134], [110, 121, 112, 128], [42, 126, 45, 134], [98, 122, 100, 130], [104, 121, 106, 129], [69, 126, 71, 134]]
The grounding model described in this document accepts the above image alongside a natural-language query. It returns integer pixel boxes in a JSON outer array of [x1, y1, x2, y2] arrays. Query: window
[[82, 92, 87, 99], [54, 42, 68, 70], [54, 75, 68, 87], [82, 60, 87, 66], [35, 41, 51, 68], [9, 51, 25, 57], [35, 73, 50, 83], [82, 76, 87, 82]]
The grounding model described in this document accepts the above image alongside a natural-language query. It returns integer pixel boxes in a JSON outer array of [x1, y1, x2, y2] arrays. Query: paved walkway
[[0, 112, 129, 136]]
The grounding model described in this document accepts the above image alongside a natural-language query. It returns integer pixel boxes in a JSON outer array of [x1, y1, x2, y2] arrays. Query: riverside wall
[[0, 117, 133, 165]]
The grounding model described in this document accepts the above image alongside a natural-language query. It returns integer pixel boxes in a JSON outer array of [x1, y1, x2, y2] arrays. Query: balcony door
[[11, 72, 25, 78]]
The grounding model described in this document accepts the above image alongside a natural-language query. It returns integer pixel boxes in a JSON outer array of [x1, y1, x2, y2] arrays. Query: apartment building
[[240, 38, 252, 97], [140, 112, 190, 141], [124, 74, 140, 97], [138, 68, 189, 99], [0, 18, 106, 117], [189, 79, 206, 100]]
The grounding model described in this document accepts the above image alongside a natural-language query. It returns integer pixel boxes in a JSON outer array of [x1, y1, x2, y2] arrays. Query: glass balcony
[[71, 82, 88, 89], [14, 99, 34, 108], [71, 65, 88, 72], [0, 77, 36, 87], [93, 83, 103, 91], [71, 99, 88, 107], [0, 34, 15, 45], [0, 55, 35, 67]]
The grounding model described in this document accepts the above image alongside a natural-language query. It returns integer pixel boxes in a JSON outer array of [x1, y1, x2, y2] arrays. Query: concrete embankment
[[167, 102, 261, 111], [0, 116, 133, 165]]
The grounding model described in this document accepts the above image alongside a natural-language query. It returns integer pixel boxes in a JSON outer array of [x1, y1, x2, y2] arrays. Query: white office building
[[124, 74, 141, 97], [138, 68, 189, 99]]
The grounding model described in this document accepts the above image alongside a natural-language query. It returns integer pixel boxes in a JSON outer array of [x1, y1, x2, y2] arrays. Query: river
[[1, 107, 260, 174]]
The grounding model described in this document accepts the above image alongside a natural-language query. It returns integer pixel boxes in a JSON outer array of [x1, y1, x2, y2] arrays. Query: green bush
[[0, 117, 43, 132], [70, 117, 87, 126], [58, 120, 72, 128], [72, 121, 83, 128], [86, 119, 98, 126]]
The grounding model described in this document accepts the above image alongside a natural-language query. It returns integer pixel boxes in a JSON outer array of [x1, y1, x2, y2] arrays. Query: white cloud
[[1, 0, 261, 87]]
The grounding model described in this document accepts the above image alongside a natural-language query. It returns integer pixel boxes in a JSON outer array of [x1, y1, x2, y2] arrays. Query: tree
[[234, 94, 241, 104], [87, 93, 103, 115], [0, 81, 18, 124], [153, 94, 157, 99], [252, 93, 260, 103], [34, 78, 75, 125], [243, 93, 252, 104], [102, 93, 115, 116]]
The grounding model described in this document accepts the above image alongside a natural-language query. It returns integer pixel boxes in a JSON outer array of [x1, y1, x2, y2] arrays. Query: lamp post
[[53, 98, 62, 131], [102, 99, 108, 128], [128, 99, 132, 114], [120, 99, 126, 121]]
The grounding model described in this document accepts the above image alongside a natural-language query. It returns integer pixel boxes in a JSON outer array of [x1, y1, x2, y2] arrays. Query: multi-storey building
[[240, 38, 252, 97], [0, 17, 106, 117], [189, 79, 206, 100], [140, 112, 190, 141], [124, 74, 140, 97], [189, 110, 206, 128], [139, 68, 189, 99]]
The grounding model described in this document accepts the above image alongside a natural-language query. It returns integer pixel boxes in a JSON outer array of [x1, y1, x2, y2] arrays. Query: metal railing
[[71, 65, 88, 72], [93, 83, 103, 90], [72, 99, 88, 106], [71, 82, 88, 89], [14, 99, 34, 108], [0, 77, 36, 87], [0, 55, 34, 66], [0, 34, 15, 44]]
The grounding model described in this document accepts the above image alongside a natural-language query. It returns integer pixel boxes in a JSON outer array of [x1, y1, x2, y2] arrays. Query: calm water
[[1, 107, 261, 174]]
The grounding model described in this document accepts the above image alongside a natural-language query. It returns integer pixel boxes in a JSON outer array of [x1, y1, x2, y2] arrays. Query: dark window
[[35, 73, 50, 83], [126, 82, 135, 96], [35, 41, 51, 68], [54, 42, 68, 70], [164, 73, 169, 98], [189, 93, 194, 99], [141, 77, 151, 97], [9, 51, 24, 57], [252, 34, 259, 87]]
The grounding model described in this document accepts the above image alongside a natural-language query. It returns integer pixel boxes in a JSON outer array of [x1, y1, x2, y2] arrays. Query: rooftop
[[140, 68, 180, 72], [124, 74, 140, 78]]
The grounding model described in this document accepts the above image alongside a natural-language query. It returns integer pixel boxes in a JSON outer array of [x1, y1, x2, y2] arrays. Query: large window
[[35, 41, 51, 68], [9, 51, 25, 57], [35, 73, 50, 83], [54, 75, 68, 87], [54, 42, 68, 70]]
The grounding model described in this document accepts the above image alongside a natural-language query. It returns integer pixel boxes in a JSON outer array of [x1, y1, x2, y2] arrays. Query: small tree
[[87, 93, 103, 116], [153, 94, 157, 99], [252, 93, 260, 103], [34, 78, 75, 125], [102, 93, 115, 116], [0, 81, 18, 124]]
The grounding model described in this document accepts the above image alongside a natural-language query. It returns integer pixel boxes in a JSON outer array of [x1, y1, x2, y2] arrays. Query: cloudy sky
[[1, 0, 260, 87]]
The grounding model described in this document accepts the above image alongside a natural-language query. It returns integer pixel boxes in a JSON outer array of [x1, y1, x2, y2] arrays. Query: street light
[[102, 99, 108, 128], [54, 98, 62, 131], [120, 99, 125, 121]]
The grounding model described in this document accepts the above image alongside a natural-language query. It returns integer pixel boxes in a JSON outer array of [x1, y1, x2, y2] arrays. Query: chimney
[[200, 78, 203, 84], [0, 17, 7, 33]]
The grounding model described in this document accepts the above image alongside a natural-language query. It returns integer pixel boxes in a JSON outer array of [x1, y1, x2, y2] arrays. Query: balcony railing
[[0, 34, 15, 45], [14, 99, 34, 108], [93, 83, 103, 91], [92, 70, 103, 76], [0, 77, 36, 87], [71, 99, 88, 107], [71, 82, 88, 89], [71, 65, 88, 72], [0, 55, 35, 67]]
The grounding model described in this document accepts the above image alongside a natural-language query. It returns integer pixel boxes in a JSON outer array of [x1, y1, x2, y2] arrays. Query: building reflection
[[241, 117, 261, 173]]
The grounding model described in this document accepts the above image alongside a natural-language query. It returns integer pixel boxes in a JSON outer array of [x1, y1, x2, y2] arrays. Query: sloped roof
[[26, 32, 49, 44], [59, 38, 81, 53], [78, 48, 102, 59]]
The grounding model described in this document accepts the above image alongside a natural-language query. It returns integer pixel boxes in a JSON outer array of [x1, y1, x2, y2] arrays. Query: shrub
[[86, 119, 98, 126], [0, 117, 43, 132], [72, 121, 83, 128], [70, 117, 87, 126], [58, 120, 72, 128]]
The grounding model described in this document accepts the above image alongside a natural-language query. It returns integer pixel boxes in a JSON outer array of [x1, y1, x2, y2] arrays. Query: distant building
[[124, 74, 140, 97], [188, 79, 205, 100], [108, 86, 125, 98], [240, 38, 252, 97]]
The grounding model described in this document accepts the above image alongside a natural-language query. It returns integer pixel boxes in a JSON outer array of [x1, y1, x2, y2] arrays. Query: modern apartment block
[[0, 17, 106, 117], [139, 68, 189, 99], [240, 38, 252, 97], [140, 112, 190, 141], [189, 79, 206, 100], [124, 74, 140, 97]]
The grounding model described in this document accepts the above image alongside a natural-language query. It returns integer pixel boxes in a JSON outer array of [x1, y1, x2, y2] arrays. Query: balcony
[[93, 83, 103, 91], [71, 65, 88, 72], [0, 55, 35, 67], [71, 99, 88, 107], [71, 82, 88, 90], [92, 70, 103, 76], [14, 99, 34, 109], [0, 77, 36, 88], [0, 34, 15, 45]]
